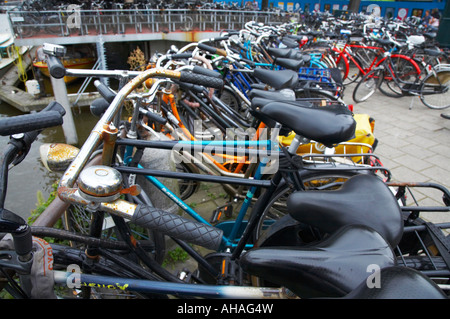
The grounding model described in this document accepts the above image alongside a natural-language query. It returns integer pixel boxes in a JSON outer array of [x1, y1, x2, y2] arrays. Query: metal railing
[[7, 9, 291, 39]]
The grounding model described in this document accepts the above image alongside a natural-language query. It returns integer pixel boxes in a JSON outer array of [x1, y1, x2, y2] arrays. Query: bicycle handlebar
[[94, 80, 117, 103], [0, 101, 65, 136], [179, 70, 224, 89], [0, 101, 66, 262], [131, 204, 223, 250], [46, 55, 66, 79], [197, 43, 227, 57]]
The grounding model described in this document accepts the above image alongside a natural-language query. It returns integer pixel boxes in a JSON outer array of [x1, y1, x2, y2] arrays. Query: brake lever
[[7, 134, 31, 167]]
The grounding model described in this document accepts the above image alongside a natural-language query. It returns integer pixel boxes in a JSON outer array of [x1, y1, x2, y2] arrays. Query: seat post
[[288, 134, 304, 154]]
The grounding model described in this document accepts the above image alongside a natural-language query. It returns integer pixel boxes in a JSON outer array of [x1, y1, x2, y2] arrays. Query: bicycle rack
[[389, 181, 450, 286]]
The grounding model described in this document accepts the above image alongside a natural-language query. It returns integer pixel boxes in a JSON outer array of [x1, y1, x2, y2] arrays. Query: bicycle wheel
[[343, 55, 362, 85], [63, 195, 166, 265], [379, 56, 421, 98], [252, 169, 374, 242], [218, 86, 242, 114], [176, 161, 200, 200], [295, 87, 341, 102], [352, 68, 382, 103], [419, 69, 450, 110], [334, 52, 349, 83]]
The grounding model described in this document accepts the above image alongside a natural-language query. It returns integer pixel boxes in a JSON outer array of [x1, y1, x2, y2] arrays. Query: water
[[0, 102, 98, 220]]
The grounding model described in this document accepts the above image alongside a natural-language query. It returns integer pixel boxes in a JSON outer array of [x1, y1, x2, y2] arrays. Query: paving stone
[[392, 154, 433, 172]]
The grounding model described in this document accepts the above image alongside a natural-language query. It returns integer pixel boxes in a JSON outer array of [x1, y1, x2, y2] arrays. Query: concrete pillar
[[50, 76, 78, 145]]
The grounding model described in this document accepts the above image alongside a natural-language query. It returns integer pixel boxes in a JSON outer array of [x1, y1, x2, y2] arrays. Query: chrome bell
[[77, 165, 122, 202]]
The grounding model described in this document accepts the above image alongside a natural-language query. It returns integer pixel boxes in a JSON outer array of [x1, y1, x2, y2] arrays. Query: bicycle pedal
[[218, 256, 242, 285], [210, 203, 233, 223]]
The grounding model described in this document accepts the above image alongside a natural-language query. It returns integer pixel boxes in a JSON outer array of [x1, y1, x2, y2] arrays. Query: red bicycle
[[332, 36, 421, 86]]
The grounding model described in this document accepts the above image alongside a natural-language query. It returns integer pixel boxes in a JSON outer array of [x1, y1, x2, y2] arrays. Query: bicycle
[[1, 55, 449, 300], [352, 41, 450, 109], [332, 30, 421, 87], [44, 45, 398, 264]]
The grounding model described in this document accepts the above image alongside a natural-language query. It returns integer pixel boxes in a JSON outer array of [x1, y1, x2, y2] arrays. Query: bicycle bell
[[77, 165, 122, 202]]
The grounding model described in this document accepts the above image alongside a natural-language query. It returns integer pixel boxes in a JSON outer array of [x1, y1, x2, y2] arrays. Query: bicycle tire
[[352, 68, 382, 103], [218, 86, 242, 114], [62, 178, 167, 266], [295, 87, 340, 101], [378, 56, 421, 98], [419, 69, 450, 110], [176, 161, 200, 200], [343, 54, 362, 85], [50, 243, 167, 299], [331, 48, 349, 82], [252, 168, 377, 242]]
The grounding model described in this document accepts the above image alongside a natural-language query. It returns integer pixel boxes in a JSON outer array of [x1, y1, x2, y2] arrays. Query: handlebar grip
[[198, 43, 218, 54], [46, 55, 66, 79], [192, 66, 221, 79], [175, 81, 204, 94], [223, 30, 240, 35], [0, 110, 63, 136], [94, 80, 116, 103], [179, 71, 224, 89], [41, 101, 66, 116], [140, 109, 167, 125], [90, 98, 110, 117], [208, 36, 229, 42], [131, 204, 223, 251], [171, 52, 193, 59], [197, 43, 227, 57]]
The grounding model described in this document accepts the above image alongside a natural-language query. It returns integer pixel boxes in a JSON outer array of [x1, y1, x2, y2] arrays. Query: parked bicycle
[[352, 34, 450, 109]]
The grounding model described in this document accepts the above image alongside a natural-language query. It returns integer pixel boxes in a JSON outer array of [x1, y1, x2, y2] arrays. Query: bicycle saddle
[[287, 174, 404, 248], [374, 38, 394, 47], [343, 266, 447, 299], [260, 100, 356, 147], [423, 32, 437, 39], [267, 47, 296, 58], [424, 48, 442, 57], [248, 89, 296, 101], [274, 57, 305, 72], [240, 224, 396, 298], [253, 69, 298, 90], [267, 47, 312, 63], [280, 37, 299, 48]]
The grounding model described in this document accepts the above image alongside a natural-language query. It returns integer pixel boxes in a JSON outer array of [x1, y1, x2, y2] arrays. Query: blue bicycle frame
[[123, 139, 274, 250]]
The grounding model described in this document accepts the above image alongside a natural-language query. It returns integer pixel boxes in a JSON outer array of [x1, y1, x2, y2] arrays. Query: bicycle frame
[[53, 270, 289, 298], [379, 54, 425, 95], [333, 41, 386, 77], [120, 137, 276, 249]]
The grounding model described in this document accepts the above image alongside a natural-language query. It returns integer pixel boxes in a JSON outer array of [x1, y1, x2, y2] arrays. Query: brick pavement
[[342, 84, 450, 226]]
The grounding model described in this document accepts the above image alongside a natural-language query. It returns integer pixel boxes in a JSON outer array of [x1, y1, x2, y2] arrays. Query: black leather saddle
[[248, 88, 295, 101], [253, 68, 298, 90], [240, 224, 397, 298], [274, 57, 305, 72], [287, 174, 404, 248], [280, 37, 299, 48], [424, 48, 443, 57], [343, 266, 447, 299], [260, 100, 356, 147], [267, 47, 312, 63]]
